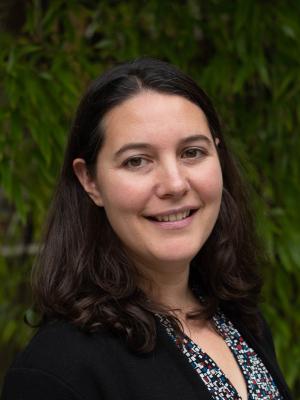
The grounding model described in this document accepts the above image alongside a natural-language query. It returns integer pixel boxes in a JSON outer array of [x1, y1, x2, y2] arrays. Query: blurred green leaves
[[0, 0, 299, 395]]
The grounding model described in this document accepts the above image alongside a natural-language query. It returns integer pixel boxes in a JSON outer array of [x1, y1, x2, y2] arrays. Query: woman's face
[[74, 91, 223, 273]]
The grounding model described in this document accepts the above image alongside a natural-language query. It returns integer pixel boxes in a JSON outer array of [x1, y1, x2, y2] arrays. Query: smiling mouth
[[146, 209, 198, 222]]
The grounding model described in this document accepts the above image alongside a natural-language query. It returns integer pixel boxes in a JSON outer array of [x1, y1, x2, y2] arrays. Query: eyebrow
[[113, 134, 213, 159]]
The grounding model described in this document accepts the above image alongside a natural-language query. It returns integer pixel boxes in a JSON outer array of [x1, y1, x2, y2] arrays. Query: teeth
[[155, 210, 191, 222]]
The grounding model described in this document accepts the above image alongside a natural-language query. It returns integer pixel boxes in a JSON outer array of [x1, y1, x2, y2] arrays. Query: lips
[[153, 210, 190, 222], [145, 208, 198, 222]]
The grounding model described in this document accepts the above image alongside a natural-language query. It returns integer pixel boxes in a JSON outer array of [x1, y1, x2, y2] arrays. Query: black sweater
[[1, 315, 292, 400]]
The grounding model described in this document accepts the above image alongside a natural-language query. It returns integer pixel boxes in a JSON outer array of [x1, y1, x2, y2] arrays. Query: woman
[[1, 58, 291, 399]]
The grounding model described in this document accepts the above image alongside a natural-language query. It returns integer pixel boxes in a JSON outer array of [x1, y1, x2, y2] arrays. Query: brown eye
[[123, 157, 149, 169], [182, 147, 206, 159]]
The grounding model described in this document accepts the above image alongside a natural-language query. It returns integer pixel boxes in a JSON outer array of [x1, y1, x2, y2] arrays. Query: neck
[[133, 258, 198, 312]]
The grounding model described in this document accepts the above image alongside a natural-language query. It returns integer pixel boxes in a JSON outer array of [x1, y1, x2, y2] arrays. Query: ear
[[72, 158, 103, 206], [215, 137, 220, 147]]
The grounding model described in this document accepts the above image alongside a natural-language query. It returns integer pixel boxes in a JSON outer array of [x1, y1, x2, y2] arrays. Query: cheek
[[99, 175, 152, 216], [194, 163, 223, 202]]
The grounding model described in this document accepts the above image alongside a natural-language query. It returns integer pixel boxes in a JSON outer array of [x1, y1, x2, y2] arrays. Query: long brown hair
[[32, 58, 263, 351]]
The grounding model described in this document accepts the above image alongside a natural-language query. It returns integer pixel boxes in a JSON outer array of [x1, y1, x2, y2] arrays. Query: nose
[[155, 162, 190, 199]]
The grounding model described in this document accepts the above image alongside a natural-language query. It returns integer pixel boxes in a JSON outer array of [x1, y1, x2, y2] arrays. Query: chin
[[150, 247, 200, 266]]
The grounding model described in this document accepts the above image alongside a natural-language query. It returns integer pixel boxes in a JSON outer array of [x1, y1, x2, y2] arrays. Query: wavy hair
[[32, 58, 263, 351]]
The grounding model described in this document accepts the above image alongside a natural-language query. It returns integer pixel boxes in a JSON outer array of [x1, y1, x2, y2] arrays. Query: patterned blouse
[[156, 307, 283, 400]]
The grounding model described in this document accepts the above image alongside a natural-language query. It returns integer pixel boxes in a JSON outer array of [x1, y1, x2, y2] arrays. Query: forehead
[[101, 91, 212, 148]]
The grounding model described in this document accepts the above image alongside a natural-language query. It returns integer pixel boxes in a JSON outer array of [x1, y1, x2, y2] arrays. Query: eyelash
[[123, 157, 149, 169], [122, 147, 207, 169], [182, 147, 207, 159]]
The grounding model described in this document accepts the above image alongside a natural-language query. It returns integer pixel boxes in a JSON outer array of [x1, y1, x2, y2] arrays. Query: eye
[[181, 147, 207, 159], [123, 156, 150, 169]]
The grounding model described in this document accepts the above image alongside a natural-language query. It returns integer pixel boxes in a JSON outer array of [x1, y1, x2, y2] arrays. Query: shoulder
[[2, 320, 123, 400], [2, 320, 184, 400], [12, 320, 113, 371]]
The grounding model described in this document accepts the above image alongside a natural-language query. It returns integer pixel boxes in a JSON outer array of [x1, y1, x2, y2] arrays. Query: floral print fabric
[[157, 309, 283, 399]]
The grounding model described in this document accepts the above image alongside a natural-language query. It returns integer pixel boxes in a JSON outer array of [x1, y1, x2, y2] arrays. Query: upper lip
[[145, 206, 199, 218]]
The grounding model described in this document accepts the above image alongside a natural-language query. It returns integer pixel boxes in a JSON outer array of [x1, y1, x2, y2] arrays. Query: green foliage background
[[0, 0, 299, 396]]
